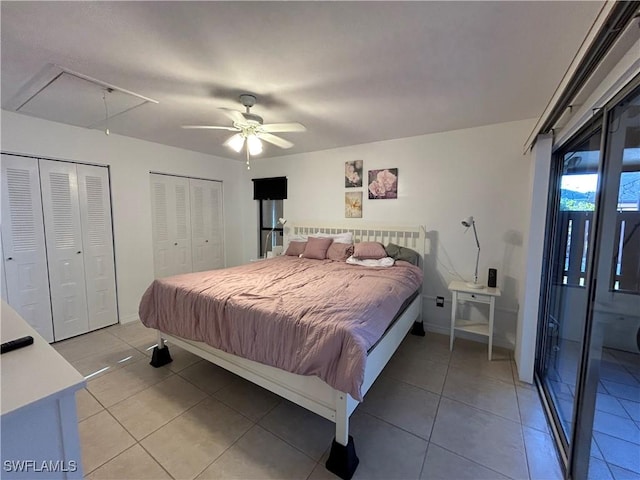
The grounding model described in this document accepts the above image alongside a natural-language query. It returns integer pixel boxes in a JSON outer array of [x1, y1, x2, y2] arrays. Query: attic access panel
[[12, 66, 157, 130]]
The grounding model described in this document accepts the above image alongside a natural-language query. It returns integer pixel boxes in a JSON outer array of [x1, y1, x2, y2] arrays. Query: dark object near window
[[253, 177, 287, 200]]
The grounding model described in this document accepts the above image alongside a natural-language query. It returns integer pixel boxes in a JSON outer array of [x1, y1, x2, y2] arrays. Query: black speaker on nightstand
[[488, 268, 497, 288]]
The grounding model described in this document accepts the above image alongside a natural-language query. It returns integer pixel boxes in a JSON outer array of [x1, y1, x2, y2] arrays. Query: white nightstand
[[448, 280, 501, 360]]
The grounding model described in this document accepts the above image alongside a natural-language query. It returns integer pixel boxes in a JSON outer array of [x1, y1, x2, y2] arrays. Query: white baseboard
[[424, 322, 515, 351], [118, 314, 140, 325]]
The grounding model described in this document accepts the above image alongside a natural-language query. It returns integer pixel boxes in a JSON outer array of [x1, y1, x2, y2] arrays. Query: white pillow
[[286, 234, 308, 243], [314, 231, 353, 244], [346, 256, 395, 267]]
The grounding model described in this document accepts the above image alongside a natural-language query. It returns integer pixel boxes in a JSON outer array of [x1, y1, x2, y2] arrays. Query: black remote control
[[1, 336, 34, 354]]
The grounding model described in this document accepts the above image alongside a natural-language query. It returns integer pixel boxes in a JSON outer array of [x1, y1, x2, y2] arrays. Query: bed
[[139, 224, 425, 479]]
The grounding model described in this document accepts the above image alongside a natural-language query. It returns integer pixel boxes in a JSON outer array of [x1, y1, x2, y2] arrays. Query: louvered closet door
[[1, 237, 8, 302], [39, 160, 89, 340], [208, 181, 224, 269], [190, 178, 224, 272], [150, 174, 192, 277], [77, 164, 117, 330], [150, 175, 173, 278], [1, 155, 54, 342], [173, 177, 192, 274]]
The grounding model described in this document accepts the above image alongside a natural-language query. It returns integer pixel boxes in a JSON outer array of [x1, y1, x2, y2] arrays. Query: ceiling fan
[[182, 94, 306, 168]]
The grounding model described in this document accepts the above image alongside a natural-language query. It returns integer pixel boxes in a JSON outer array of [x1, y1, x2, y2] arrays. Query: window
[[611, 164, 640, 293], [556, 144, 640, 292], [252, 176, 287, 258], [554, 140, 600, 288], [259, 199, 283, 257]]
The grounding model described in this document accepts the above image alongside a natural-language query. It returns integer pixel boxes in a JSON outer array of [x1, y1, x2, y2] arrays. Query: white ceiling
[[1, 1, 604, 160]]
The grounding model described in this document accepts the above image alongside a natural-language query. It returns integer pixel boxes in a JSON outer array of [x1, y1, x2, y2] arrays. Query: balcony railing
[[556, 211, 639, 294]]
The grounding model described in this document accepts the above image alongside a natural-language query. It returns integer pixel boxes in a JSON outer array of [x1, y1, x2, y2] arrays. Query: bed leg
[[410, 321, 425, 336], [150, 332, 173, 367], [411, 296, 425, 336], [326, 392, 359, 480]]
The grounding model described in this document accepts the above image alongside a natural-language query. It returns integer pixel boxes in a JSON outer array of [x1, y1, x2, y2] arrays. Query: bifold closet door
[[190, 178, 224, 272], [1, 236, 8, 302], [39, 160, 89, 340], [150, 174, 192, 278], [1, 155, 54, 342], [77, 164, 118, 331]]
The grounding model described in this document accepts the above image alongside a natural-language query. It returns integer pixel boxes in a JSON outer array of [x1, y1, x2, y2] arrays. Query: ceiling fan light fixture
[[182, 94, 303, 156], [225, 133, 245, 153], [247, 135, 263, 156]]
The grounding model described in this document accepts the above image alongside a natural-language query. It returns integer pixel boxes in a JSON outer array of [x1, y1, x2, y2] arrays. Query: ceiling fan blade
[[182, 125, 239, 131], [258, 133, 294, 149], [218, 108, 247, 124], [260, 122, 306, 133]]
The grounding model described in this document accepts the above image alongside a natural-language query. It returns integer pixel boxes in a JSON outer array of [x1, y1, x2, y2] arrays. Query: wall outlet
[[436, 296, 445, 307]]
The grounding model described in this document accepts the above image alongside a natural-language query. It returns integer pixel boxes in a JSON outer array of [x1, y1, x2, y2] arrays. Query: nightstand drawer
[[457, 291, 491, 304]]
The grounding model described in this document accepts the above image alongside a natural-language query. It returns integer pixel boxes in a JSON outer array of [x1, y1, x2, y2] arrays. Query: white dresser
[[1, 301, 85, 479]]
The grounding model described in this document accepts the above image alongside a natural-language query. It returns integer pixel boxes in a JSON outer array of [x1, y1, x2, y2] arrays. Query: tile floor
[[543, 338, 640, 479], [55, 322, 563, 479]]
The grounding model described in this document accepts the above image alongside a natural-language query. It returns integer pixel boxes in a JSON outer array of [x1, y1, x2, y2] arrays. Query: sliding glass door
[[537, 121, 602, 456], [572, 83, 640, 479], [536, 82, 640, 479]]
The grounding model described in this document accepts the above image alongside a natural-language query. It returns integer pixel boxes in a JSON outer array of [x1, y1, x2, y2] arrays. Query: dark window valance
[[252, 176, 287, 200]]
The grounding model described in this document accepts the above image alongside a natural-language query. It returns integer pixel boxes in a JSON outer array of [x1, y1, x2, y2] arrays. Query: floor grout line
[[417, 354, 451, 479], [135, 441, 176, 480], [81, 409, 138, 476]]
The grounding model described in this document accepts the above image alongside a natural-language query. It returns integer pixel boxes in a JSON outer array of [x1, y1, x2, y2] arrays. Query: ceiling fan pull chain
[[246, 145, 250, 170]]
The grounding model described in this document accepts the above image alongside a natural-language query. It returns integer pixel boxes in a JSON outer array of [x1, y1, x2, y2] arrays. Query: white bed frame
[[152, 223, 425, 478]]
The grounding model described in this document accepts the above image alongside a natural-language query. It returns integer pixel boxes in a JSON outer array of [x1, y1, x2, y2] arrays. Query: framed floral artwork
[[345, 192, 363, 218], [345, 160, 363, 188], [368, 168, 398, 199]]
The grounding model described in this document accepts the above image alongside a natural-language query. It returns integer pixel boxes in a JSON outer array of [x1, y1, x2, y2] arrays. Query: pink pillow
[[353, 242, 387, 260], [301, 237, 334, 260], [285, 241, 307, 256], [327, 243, 354, 262]]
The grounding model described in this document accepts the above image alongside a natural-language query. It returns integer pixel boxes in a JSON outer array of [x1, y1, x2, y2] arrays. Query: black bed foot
[[150, 345, 173, 367], [411, 321, 425, 336], [326, 436, 359, 480]]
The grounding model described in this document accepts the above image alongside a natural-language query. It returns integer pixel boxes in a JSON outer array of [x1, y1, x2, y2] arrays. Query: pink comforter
[[139, 256, 422, 400]]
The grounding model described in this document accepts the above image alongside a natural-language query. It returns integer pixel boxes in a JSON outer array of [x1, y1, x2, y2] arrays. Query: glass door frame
[[535, 74, 640, 479], [535, 116, 603, 469], [569, 78, 640, 479]]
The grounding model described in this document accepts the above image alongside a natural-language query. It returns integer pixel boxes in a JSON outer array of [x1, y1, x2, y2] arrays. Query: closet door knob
[[174, 242, 178, 246], [205, 240, 209, 243], [77, 251, 82, 254], [6, 257, 13, 261]]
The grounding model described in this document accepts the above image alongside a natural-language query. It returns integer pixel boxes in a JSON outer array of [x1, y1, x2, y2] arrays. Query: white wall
[[1, 110, 249, 324], [1, 110, 539, 353], [249, 118, 536, 348]]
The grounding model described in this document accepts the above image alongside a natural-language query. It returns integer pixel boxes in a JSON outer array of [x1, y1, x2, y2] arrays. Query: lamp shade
[[461, 216, 474, 228], [225, 133, 245, 153], [247, 135, 263, 155]]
